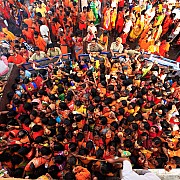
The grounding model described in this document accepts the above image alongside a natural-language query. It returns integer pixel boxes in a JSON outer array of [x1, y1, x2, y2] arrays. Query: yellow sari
[[130, 18, 144, 41], [2, 28, 15, 41]]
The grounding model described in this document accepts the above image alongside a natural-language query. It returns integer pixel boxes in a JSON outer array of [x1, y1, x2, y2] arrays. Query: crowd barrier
[[22, 53, 72, 71], [144, 53, 180, 70], [21, 51, 180, 72]]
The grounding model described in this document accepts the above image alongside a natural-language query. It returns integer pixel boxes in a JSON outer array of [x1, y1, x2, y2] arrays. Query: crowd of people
[[0, 0, 180, 179]]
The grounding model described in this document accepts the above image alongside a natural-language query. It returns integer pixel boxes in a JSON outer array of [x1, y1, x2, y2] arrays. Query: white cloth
[[40, 25, 49, 37], [0, 56, 9, 76], [81, 0, 88, 11], [87, 25, 97, 35], [40, 25, 52, 44], [172, 8, 180, 20], [123, 20, 133, 33], [145, 8, 155, 24], [122, 160, 161, 180]]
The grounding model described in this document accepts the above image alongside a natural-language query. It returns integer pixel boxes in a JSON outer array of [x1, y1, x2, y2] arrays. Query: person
[[98, 30, 108, 51], [46, 43, 62, 62], [0, 55, 9, 76], [36, 1, 47, 17], [22, 23, 34, 44], [38, 20, 52, 44], [110, 37, 124, 56], [148, 40, 161, 55], [102, 3, 112, 31], [87, 38, 104, 55], [8, 50, 26, 67], [116, 10, 124, 35], [107, 157, 161, 180], [79, 6, 88, 37], [87, 22, 97, 38], [29, 47, 46, 61], [33, 31, 47, 52], [90, 0, 100, 25], [1, 1, 180, 179], [121, 16, 133, 45]]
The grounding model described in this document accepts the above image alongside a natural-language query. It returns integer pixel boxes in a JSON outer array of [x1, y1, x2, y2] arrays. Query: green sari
[[90, 1, 99, 25]]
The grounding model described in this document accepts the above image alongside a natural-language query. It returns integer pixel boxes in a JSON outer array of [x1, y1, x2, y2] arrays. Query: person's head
[[14, 45, 20, 53], [83, 6, 87, 12], [48, 43, 55, 51], [34, 31, 39, 38], [48, 165, 59, 179], [38, 1, 42, 8], [20, 45, 27, 53], [91, 38, 97, 46], [64, 172, 76, 180], [9, 50, 15, 56], [141, 132, 149, 141], [34, 47, 40, 55], [155, 40, 161, 46], [116, 37, 122, 44], [152, 137, 162, 147]]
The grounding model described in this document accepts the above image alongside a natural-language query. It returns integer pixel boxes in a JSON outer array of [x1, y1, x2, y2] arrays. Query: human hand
[[106, 158, 116, 164]]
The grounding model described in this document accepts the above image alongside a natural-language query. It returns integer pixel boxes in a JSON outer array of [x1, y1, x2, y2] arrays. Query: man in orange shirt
[[33, 31, 47, 52], [23, 13, 33, 29], [79, 6, 88, 36], [22, 24, 34, 44], [8, 50, 26, 67]]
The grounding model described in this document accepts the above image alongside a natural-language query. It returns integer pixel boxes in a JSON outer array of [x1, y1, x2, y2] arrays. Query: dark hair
[[142, 122, 150, 130], [48, 165, 59, 179], [69, 142, 77, 152], [92, 38, 97, 42], [152, 137, 162, 146], [127, 115, 135, 123], [34, 136, 44, 144], [86, 141, 94, 150], [40, 147, 52, 156], [96, 148, 104, 159], [76, 132, 84, 141], [110, 121, 118, 130], [34, 46, 40, 51], [100, 116, 107, 125], [10, 144, 21, 153], [54, 155, 66, 164], [64, 172, 76, 180], [54, 142, 64, 151], [11, 154, 23, 166], [124, 139, 133, 148], [13, 168, 24, 178], [124, 128, 132, 136]]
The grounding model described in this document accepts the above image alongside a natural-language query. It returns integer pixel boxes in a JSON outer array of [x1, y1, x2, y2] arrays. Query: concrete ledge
[[135, 169, 180, 180]]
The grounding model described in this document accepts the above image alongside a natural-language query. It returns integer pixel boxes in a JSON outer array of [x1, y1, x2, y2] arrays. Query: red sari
[[162, 15, 173, 36], [79, 12, 87, 30], [116, 11, 124, 34]]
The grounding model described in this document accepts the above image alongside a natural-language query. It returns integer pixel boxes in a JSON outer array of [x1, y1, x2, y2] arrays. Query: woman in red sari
[[162, 14, 174, 36], [116, 10, 124, 34]]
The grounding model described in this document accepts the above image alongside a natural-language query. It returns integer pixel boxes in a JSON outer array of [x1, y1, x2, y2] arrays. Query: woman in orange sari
[[74, 35, 83, 60], [103, 4, 112, 31], [159, 40, 170, 57]]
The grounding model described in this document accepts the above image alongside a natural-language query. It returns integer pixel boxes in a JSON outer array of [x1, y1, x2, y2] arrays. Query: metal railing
[[21, 53, 72, 71], [21, 51, 180, 71]]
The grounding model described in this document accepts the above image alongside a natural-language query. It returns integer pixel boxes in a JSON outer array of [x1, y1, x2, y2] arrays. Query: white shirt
[[122, 160, 161, 180], [145, 8, 155, 24], [40, 25, 49, 37], [87, 25, 97, 36], [173, 23, 180, 35], [172, 8, 180, 20], [123, 20, 133, 33]]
